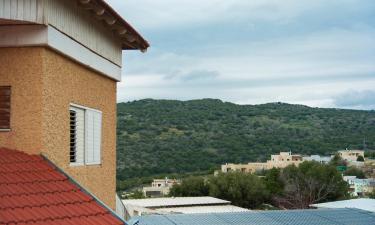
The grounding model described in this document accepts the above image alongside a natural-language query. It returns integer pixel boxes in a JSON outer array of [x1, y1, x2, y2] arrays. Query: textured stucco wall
[[40, 48, 117, 209], [0, 47, 117, 209], [0, 48, 44, 154]]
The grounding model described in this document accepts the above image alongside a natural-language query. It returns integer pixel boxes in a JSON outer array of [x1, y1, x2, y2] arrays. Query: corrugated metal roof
[[311, 198, 375, 212], [123, 197, 230, 208], [128, 208, 375, 225], [157, 205, 250, 214]]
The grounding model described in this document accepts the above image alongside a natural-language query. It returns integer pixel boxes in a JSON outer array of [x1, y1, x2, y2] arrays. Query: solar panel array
[[128, 208, 375, 225]]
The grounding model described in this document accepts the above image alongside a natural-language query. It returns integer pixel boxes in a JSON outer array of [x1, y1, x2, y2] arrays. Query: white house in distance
[[142, 178, 180, 197], [343, 176, 375, 197], [303, 155, 332, 164]]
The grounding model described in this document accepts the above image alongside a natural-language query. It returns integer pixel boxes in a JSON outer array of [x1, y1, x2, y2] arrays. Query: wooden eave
[[77, 0, 150, 52]]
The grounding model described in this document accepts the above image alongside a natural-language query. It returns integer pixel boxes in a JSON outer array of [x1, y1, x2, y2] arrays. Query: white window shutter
[[85, 109, 102, 165], [93, 110, 102, 164], [85, 110, 95, 164]]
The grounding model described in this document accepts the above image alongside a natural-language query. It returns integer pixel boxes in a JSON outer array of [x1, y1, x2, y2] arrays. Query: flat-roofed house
[[338, 149, 365, 162], [221, 162, 268, 173], [142, 178, 181, 197], [221, 152, 304, 174], [0, 0, 148, 221], [267, 151, 303, 168]]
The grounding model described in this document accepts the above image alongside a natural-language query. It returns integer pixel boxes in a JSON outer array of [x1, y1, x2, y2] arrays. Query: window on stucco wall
[[0, 86, 11, 131], [70, 104, 102, 166]]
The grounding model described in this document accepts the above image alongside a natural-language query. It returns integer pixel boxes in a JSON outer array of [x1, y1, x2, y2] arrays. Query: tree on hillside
[[209, 172, 269, 209], [365, 151, 375, 159], [274, 161, 348, 209], [344, 166, 366, 179], [263, 168, 284, 196], [330, 154, 347, 167], [169, 176, 209, 197]]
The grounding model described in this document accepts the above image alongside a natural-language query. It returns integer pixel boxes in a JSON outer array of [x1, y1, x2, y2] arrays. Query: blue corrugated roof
[[128, 208, 375, 225]]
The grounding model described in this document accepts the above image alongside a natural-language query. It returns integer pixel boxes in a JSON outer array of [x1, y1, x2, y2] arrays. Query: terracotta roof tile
[[0, 148, 124, 225]]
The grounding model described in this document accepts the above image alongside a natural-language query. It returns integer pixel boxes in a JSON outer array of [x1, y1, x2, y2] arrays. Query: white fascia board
[[0, 25, 47, 46], [0, 25, 122, 81], [47, 26, 121, 81]]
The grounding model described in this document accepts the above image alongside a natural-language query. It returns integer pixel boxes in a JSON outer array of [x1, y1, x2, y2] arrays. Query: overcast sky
[[107, 0, 375, 110]]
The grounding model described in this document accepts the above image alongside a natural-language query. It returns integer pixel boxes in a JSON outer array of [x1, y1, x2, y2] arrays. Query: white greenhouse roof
[[122, 197, 230, 208], [311, 198, 375, 212], [158, 205, 250, 214]]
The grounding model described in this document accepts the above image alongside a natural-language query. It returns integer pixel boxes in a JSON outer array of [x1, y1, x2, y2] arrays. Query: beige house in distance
[[0, 0, 148, 209], [338, 149, 365, 162], [221, 152, 304, 173], [221, 162, 267, 173]]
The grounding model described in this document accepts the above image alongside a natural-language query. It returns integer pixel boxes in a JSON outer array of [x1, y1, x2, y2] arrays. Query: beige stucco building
[[338, 149, 365, 162], [221, 162, 268, 173], [221, 152, 304, 173], [0, 0, 148, 209]]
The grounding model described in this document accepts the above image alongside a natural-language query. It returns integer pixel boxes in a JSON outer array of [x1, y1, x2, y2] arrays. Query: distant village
[[221, 149, 366, 173], [134, 149, 374, 198], [221, 149, 375, 198], [117, 148, 375, 221]]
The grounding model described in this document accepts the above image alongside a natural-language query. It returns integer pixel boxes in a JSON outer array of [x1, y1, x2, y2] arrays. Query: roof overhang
[[0, 25, 122, 81], [78, 0, 150, 52]]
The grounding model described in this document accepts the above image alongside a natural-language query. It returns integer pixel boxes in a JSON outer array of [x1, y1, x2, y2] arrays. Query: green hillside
[[116, 99, 375, 180]]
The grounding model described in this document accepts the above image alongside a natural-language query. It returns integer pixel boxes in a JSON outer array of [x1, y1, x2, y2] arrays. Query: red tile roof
[[0, 148, 124, 225]]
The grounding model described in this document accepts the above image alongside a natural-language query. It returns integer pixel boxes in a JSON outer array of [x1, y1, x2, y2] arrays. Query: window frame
[[0, 86, 11, 132], [69, 103, 102, 167], [69, 109, 78, 164], [69, 106, 85, 167]]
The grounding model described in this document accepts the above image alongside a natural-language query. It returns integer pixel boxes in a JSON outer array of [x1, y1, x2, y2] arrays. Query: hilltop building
[[220, 151, 374, 174], [142, 178, 181, 197], [221, 162, 268, 173], [221, 151, 304, 173], [269, 151, 304, 167], [338, 149, 365, 162], [0, 0, 148, 223]]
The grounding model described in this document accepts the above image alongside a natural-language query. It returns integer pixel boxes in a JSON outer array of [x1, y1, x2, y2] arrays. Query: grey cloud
[[180, 70, 219, 81], [162, 70, 220, 82], [334, 90, 375, 110], [155, 73, 375, 90]]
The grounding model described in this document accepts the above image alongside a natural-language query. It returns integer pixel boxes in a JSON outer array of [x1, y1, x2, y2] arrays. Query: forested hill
[[116, 99, 375, 180]]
